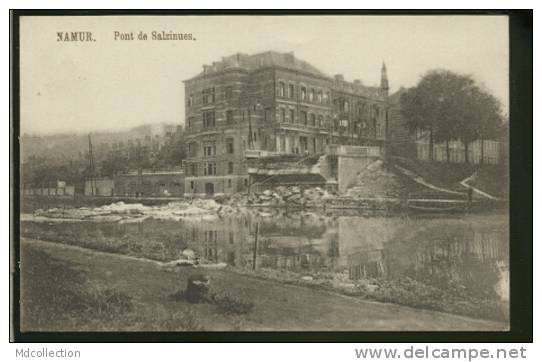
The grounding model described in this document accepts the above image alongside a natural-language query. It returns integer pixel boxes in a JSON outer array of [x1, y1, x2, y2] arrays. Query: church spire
[[380, 61, 389, 96]]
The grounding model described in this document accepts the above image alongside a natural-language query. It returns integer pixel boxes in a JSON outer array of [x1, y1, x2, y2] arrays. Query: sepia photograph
[[10, 11, 531, 340]]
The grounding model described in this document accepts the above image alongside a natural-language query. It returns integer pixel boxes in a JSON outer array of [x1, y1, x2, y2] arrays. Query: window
[[317, 90, 323, 103], [301, 87, 307, 101], [188, 142, 197, 157], [289, 109, 295, 123], [225, 86, 233, 99], [339, 99, 349, 112], [288, 84, 295, 98], [358, 102, 366, 117], [187, 117, 194, 130], [190, 181, 195, 189], [279, 82, 285, 97], [227, 179, 232, 188], [300, 111, 307, 125], [376, 123, 383, 137], [204, 162, 216, 176], [264, 108, 271, 122], [227, 162, 234, 174], [244, 179, 248, 186], [203, 141, 216, 156], [189, 164, 198, 176], [187, 94, 194, 107], [280, 108, 286, 123], [325, 92, 330, 104], [317, 115, 323, 128], [202, 88, 215, 104], [310, 113, 316, 127], [226, 138, 234, 154], [226, 110, 234, 124], [203, 110, 215, 128], [309, 88, 315, 102]]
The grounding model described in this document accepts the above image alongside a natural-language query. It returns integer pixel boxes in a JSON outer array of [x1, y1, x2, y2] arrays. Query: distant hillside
[[21, 123, 180, 162]]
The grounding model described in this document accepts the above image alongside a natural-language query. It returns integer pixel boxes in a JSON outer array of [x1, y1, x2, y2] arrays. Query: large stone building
[[183, 51, 390, 196]]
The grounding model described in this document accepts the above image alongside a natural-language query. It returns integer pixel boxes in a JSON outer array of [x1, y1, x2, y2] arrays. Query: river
[[20, 210, 509, 307]]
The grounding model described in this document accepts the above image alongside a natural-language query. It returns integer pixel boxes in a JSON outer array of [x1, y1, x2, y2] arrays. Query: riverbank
[[20, 238, 507, 331]]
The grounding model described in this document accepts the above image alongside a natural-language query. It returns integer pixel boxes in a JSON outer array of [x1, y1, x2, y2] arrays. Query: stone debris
[[29, 187, 340, 223], [226, 186, 334, 209], [345, 160, 404, 199]]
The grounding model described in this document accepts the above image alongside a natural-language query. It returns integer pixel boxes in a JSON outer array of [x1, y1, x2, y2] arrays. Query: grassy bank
[[391, 157, 475, 192], [390, 156, 508, 200], [465, 166, 509, 198], [20, 245, 203, 331], [240, 266, 509, 323], [20, 238, 506, 331]]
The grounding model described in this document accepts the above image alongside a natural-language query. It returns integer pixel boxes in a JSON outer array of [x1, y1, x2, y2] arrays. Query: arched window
[[317, 90, 323, 103], [279, 82, 285, 97]]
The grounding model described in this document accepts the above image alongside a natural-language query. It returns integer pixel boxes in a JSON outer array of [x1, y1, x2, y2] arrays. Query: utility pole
[[88, 134, 96, 196], [252, 222, 260, 270]]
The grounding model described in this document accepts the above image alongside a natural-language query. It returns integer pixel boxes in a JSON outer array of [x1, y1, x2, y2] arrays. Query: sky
[[20, 15, 509, 135]]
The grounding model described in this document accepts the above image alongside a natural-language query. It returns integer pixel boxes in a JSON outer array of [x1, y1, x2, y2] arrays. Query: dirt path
[[392, 164, 466, 196], [20, 238, 507, 331], [460, 174, 501, 201], [393, 163, 501, 202]]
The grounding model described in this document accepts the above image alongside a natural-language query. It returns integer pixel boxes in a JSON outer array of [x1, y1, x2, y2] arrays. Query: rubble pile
[[345, 160, 403, 199], [28, 186, 340, 223], [243, 186, 334, 208], [31, 200, 223, 223]]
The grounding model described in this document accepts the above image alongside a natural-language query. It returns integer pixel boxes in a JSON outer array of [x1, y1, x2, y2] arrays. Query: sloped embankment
[[345, 159, 453, 199]]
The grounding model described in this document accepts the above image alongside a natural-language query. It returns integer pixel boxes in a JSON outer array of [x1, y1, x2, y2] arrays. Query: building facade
[[183, 51, 390, 196]]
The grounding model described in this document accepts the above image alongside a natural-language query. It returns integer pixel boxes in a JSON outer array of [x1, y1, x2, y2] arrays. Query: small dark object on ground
[[184, 274, 210, 303]]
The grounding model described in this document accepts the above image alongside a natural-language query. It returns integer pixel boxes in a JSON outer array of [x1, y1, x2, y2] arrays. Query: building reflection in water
[[23, 212, 508, 303], [182, 214, 508, 302]]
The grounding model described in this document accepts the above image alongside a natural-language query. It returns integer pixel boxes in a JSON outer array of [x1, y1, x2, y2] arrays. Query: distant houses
[[22, 180, 75, 196], [84, 170, 185, 197]]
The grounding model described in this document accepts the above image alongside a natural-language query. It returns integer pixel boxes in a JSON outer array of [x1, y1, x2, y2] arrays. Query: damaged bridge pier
[[247, 145, 382, 196]]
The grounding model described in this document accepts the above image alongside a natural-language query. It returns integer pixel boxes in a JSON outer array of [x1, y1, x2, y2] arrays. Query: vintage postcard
[[13, 13, 518, 336]]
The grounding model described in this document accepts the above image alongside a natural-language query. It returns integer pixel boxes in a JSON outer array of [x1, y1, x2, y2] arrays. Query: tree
[[400, 72, 453, 161], [471, 88, 503, 164], [100, 151, 129, 177], [401, 69, 503, 164]]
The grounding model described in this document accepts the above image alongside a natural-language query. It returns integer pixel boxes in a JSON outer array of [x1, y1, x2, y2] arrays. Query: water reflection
[[22, 212, 509, 303]]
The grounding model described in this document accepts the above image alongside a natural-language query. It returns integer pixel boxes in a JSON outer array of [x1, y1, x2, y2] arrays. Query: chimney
[[334, 74, 344, 82], [285, 51, 295, 64]]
